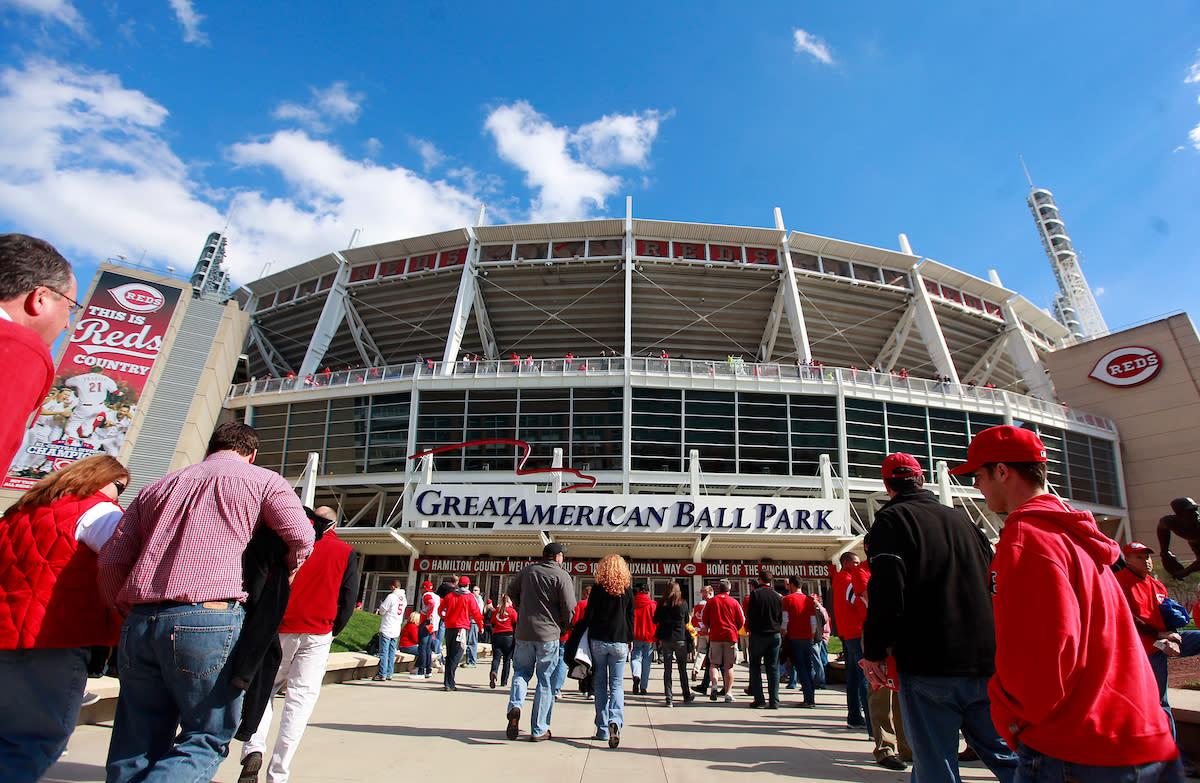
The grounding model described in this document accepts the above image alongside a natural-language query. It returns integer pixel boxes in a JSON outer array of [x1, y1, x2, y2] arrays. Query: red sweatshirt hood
[[1004, 493, 1118, 569]]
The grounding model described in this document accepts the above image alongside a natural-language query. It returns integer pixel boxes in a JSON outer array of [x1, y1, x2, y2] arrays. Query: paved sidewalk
[[47, 664, 1007, 782]]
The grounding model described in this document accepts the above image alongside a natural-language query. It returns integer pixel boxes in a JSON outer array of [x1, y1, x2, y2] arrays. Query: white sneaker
[[409, 674, 425, 679], [724, 693, 736, 703]]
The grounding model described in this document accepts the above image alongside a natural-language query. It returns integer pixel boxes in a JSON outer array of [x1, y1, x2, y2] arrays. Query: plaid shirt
[[98, 451, 314, 612]]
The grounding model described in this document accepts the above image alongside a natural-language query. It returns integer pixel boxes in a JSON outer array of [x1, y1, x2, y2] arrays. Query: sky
[[0, 0, 1197, 334]]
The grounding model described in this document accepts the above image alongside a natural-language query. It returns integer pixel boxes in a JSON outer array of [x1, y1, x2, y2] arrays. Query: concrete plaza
[[45, 660, 1016, 783]]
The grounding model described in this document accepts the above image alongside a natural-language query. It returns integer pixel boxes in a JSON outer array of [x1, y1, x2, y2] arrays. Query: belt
[[143, 599, 240, 610]]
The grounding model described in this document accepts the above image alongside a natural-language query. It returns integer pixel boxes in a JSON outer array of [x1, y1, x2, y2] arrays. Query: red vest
[[0, 493, 123, 649], [0, 318, 53, 474], [278, 529, 354, 634]]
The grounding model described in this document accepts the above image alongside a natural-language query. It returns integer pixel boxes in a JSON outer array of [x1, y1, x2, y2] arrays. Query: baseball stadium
[[224, 201, 1124, 603]]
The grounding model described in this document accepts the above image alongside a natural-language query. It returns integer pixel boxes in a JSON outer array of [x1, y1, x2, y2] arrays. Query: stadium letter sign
[[1089, 346, 1162, 387], [406, 484, 849, 536]]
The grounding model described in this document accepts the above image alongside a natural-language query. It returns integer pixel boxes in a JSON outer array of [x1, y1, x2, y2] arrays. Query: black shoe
[[490, 672, 497, 689], [749, 700, 767, 709], [877, 755, 907, 771], [683, 694, 695, 704], [767, 702, 780, 709], [238, 751, 262, 783], [709, 689, 719, 701], [608, 721, 620, 749], [632, 675, 641, 693], [506, 706, 521, 740], [371, 674, 385, 681]]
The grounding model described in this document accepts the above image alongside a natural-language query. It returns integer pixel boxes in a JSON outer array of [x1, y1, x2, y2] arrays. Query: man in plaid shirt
[[99, 422, 314, 782]]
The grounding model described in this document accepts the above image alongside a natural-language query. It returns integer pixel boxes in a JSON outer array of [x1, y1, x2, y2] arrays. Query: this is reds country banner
[[3, 271, 184, 490]]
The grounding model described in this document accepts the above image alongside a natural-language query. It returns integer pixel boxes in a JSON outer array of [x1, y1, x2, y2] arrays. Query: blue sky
[[0, 0, 1197, 334]]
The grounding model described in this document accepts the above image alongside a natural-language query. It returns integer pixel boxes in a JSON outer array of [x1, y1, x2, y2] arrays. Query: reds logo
[[109, 283, 166, 313], [1089, 346, 1162, 387]]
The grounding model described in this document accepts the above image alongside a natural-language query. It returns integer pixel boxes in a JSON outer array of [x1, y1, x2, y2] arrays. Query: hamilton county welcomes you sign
[[406, 484, 850, 536]]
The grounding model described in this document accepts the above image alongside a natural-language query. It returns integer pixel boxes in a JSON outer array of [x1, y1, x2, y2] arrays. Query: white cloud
[[409, 137, 447, 171], [1186, 50, 1200, 84], [793, 28, 834, 65], [167, 0, 206, 45], [0, 59, 482, 283], [0, 0, 85, 31], [1190, 122, 1200, 151], [273, 82, 363, 134], [484, 101, 665, 222]]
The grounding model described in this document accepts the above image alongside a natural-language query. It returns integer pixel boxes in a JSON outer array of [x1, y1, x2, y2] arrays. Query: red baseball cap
[[948, 425, 1047, 475], [458, 576, 471, 587], [882, 453, 924, 479], [421, 581, 433, 591], [1122, 542, 1153, 556]]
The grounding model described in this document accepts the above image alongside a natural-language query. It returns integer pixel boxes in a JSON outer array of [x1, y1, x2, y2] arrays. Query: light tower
[[1023, 165, 1107, 340], [190, 231, 231, 301]]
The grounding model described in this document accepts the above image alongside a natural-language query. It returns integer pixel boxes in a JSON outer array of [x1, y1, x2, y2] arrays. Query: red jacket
[[782, 590, 816, 640], [691, 601, 707, 636], [990, 493, 1176, 766], [279, 530, 354, 635], [633, 592, 658, 642], [491, 607, 517, 634], [0, 493, 123, 649], [398, 620, 419, 648], [1115, 569, 1170, 655], [832, 563, 868, 639], [0, 318, 53, 475], [701, 592, 745, 642], [440, 588, 483, 630]]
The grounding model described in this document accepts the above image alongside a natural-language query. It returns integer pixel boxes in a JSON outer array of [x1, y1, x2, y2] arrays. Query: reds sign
[[1089, 346, 1163, 387]]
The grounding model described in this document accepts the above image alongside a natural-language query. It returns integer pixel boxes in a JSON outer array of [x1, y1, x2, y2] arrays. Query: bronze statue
[[1156, 497, 1200, 579]]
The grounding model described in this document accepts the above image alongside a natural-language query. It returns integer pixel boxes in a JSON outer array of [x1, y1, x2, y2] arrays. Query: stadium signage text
[[1089, 346, 1163, 387], [407, 485, 848, 536], [413, 557, 833, 578]]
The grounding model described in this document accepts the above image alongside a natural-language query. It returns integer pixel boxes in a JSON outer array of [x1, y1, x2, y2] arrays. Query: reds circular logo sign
[[571, 562, 589, 574], [109, 283, 166, 313], [681, 563, 697, 576], [416, 558, 431, 571], [1089, 346, 1163, 387]]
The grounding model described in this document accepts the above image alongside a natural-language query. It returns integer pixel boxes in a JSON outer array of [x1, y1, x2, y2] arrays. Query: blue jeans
[[1015, 742, 1182, 783], [843, 637, 872, 734], [106, 602, 246, 783], [789, 638, 816, 703], [749, 632, 781, 705], [466, 622, 479, 665], [813, 640, 828, 687], [0, 646, 89, 782], [897, 673, 1017, 783], [416, 623, 436, 675], [631, 640, 654, 690], [507, 640, 559, 737], [377, 634, 398, 679], [1149, 630, 1200, 741], [552, 640, 567, 697], [591, 640, 627, 737]]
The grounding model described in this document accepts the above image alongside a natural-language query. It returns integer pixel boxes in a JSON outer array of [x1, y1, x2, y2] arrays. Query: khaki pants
[[869, 684, 911, 762]]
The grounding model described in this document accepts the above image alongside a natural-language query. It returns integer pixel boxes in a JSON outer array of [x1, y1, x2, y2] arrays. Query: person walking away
[[577, 554, 634, 747], [465, 585, 484, 666], [238, 505, 358, 783], [630, 582, 657, 694], [504, 542, 575, 741], [0, 455, 127, 782], [858, 545, 911, 772], [440, 576, 482, 691], [373, 580, 407, 681], [702, 579, 745, 702], [811, 593, 831, 688], [745, 569, 783, 709], [653, 581, 693, 706], [412, 581, 440, 679], [691, 585, 712, 684], [572, 586, 594, 697], [781, 576, 820, 707], [0, 234, 77, 474], [833, 551, 871, 732], [950, 426, 1180, 781], [97, 422, 314, 783], [489, 595, 518, 689]]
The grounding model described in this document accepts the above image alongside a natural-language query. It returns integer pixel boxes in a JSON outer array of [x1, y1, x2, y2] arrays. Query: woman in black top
[[579, 554, 634, 748], [653, 581, 693, 706]]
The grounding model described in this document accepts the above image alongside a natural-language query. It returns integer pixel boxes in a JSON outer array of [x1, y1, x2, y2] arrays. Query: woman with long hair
[[653, 581, 693, 706], [0, 454, 130, 780], [578, 554, 634, 748], [489, 594, 517, 689]]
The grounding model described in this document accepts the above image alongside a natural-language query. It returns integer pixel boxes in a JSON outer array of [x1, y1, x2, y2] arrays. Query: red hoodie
[[633, 593, 658, 642], [832, 562, 868, 639], [989, 493, 1176, 766], [439, 588, 483, 630]]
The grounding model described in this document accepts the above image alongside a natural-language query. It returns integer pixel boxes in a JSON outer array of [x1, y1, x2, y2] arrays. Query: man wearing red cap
[[1116, 542, 1200, 756], [861, 453, 1016, 779], [952, 425, 1181, 781], [411, 580, 441, 679], [439, 576, 483, 691]]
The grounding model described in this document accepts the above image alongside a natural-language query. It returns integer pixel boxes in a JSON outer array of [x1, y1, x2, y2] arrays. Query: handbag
[[366, 632, 381, 656]]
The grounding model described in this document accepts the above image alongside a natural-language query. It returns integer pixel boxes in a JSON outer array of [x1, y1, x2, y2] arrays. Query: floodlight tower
[[1022, 163, 1107, 340], [190, 231, 231, 301]]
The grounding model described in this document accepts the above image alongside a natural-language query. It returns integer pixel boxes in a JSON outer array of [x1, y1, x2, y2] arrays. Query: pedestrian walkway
[[45, 662, 1009, 782]]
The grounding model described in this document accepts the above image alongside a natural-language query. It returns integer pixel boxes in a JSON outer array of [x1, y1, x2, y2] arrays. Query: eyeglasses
[[113, 480, 127, 496], [46, 287, 83, 316]]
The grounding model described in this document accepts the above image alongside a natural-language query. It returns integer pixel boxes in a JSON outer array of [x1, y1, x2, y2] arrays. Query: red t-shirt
[[702, 593, 745, 642], [1115, 569, 1169, 655], [782, 590, 816, 640], [491, 607, 517, 634]]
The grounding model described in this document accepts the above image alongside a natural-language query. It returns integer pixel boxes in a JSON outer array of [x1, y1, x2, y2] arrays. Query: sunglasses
[[46, 287, 83, 316], [113, 480, 127, 496]]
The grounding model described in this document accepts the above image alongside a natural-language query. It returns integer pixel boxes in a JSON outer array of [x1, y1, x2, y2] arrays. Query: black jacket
[[652, 600, 690, 644], [579, 585, 634, 644], [862, 487, 997, 677], [745, 584, 783, 634]]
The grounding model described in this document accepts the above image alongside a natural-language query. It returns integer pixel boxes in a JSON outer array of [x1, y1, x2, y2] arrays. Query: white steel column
[[299, 253, 353, 377], [908, 260, 960, 383], [773, 208, 812, 363], [999, 298, 1056, 399], [441, 212, 487, 374]]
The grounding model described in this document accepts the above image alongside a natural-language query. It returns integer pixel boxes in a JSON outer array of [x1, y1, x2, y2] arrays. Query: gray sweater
[[506, 559, 577, 642]]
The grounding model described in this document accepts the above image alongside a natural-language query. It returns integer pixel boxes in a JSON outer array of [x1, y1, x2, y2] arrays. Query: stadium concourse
[[47, 660, 1020, 783]]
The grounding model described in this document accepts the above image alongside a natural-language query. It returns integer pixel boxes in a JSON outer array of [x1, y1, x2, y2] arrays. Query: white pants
[[242, 631, 333, 783]]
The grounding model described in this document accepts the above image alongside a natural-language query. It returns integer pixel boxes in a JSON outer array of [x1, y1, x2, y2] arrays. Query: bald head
[[314, 506, 337, 522]]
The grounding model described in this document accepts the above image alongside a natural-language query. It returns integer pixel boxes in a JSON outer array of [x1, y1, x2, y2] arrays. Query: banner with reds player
[[3, 270, 184, 490]]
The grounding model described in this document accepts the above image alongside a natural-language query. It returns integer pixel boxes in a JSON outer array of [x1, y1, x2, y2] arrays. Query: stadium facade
[[227, 201, 1125, 604]]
